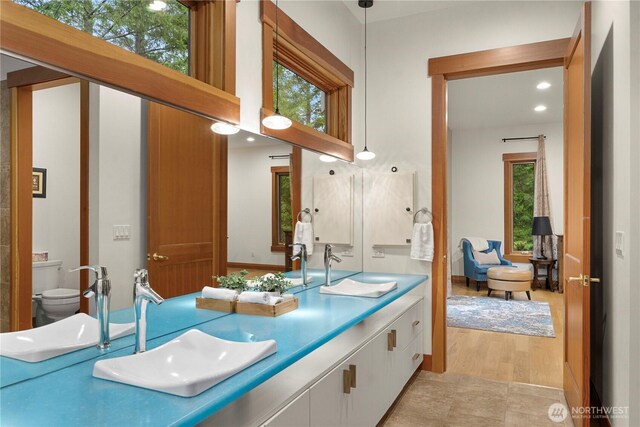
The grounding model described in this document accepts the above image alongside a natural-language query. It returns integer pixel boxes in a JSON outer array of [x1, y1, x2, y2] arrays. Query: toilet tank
[[32, 260, 63, 295]]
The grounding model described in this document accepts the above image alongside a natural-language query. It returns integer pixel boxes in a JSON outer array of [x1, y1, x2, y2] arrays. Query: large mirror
[[0, 52, 363, 384]]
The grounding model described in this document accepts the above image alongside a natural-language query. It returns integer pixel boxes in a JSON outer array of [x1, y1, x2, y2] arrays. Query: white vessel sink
[[320, 278, 398, 298], [92, 329, 277, 397], [0, 313, 135, 363], [287, 276, 314, 287]]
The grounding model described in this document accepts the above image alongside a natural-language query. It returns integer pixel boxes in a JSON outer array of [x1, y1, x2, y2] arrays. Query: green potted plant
[[256, 272, 292, 296], [214, 270, 249, 292]]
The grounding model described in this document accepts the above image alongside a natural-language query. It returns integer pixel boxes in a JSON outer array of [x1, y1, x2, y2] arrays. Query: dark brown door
[[563, 3, 594, 425], [147, 102, 226, 298]]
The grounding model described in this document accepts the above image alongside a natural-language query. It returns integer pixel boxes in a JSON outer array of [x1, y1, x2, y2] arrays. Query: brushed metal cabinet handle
[[412, 353, 420, 361], [387, 332, 394, 351], [343, 369, 351, 394], [412, 320, 420, 327], [349, 364, 356, 388]]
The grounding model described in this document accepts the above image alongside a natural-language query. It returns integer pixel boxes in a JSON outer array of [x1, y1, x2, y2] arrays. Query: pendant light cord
[[275, 0, 280, 113], [364, 5, 367, 150]]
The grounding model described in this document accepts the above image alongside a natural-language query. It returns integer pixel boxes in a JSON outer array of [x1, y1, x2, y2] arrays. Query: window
[[14, 0, 189, 74], [274, 61, 327, 133], [271, 166, 292, 252], [261, 1, 354, 161], [503, 152, 537, 261]]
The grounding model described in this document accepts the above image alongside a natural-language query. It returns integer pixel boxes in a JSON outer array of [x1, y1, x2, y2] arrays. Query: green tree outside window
[[14, 0, 189, 74], [273, 61, 326, 133], [278, 174, 292, 244], [512, 162, 535, 252]]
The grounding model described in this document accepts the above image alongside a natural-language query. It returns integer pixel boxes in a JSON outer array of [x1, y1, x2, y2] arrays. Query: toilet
[[32, 260, 80, 324]]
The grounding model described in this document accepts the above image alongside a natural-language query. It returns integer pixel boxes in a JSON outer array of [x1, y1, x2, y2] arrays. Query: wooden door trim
[[6, 66, 70, 88], [428, 38, 570, 373], [0, 1, 240, 124], [503, 152, 537, 260], [79, 81, 89, 314]]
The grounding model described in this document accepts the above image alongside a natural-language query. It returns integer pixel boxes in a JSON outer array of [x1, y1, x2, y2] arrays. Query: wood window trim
[[503, 152, 537, 263], [0, 1, 240, 124], [428, 38, 569, 373], [271, 166, 290, 252], [260, 0, 354, 162]]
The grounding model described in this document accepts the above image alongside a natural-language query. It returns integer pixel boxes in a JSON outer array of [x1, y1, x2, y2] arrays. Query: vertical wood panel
[[79, 80, 89, 314], [431, 74, 447, 373]]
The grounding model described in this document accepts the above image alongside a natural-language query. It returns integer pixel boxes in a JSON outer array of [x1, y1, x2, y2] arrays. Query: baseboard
[[421, 354, 432, 371], [227, 262, 285, 271], [451, 275, 466, 284]]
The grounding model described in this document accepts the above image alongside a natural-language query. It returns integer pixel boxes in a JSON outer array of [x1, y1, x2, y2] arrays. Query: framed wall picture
[[32, 168, 47, 198]]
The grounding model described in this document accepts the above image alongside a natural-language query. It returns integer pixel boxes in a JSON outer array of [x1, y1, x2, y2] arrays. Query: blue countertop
[[0, 272, 426, 426], [0, 269, 357, 388]]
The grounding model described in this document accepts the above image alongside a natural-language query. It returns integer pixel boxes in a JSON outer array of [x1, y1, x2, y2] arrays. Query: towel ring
[[297, 208, 312, 223], [413, 207, 432, 224]]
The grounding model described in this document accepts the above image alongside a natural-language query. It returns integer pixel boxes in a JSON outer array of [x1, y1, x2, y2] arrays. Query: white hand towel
[[410, 222, 434, 262], [201, 286, 238, 301], [293, 221, 314, 256], [238, 291, 283, 305], [460, 237, 489, 251]]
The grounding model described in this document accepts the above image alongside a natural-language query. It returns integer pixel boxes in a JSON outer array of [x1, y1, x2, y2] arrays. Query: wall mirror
[[0, 53, 363, 386]]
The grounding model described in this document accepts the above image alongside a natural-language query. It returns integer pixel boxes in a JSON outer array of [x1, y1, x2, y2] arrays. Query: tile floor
[[381, 371, 575, 427]]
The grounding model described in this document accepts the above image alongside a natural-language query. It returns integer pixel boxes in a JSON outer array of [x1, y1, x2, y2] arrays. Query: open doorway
[[445, 68, 565, 389]]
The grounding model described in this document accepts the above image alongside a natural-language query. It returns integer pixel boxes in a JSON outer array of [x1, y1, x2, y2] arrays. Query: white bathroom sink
[[287, 276, 314, 287], [319, 278, 398, 298], [92, 329, 277, 397], [0, 313, 135, 363]]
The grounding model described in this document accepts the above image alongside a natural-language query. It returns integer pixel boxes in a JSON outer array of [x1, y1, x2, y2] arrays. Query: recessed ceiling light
[[246, 137, 255, 142], [148, 0, 167, 11], [534, 105, 547, 112], [319, 154, 338, 163], [210, 122, 240, 135], [536, 81, 551, 90]]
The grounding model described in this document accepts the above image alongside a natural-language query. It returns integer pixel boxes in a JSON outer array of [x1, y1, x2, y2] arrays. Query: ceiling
[[448, 67, 564, 130], [342, 0, 474, 24]]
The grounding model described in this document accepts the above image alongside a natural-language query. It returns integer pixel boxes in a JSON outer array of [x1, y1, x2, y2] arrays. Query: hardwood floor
[[447, 281, 564, 389]]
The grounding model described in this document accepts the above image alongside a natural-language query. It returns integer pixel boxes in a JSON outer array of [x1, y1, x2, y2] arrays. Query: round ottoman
[[487, 267, 533, 301]]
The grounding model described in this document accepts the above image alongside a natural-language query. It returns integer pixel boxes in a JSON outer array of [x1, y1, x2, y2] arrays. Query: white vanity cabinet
[[205, 294, 425, 427]]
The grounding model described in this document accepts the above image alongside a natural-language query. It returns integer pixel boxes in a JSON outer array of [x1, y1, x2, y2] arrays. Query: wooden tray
[[195, 297, 236, 312], [236, 297, 298, 317]]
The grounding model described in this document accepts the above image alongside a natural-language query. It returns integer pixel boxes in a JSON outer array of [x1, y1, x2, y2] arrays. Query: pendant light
[[356, 0, 375, 161], [262, 0, 292, 130]]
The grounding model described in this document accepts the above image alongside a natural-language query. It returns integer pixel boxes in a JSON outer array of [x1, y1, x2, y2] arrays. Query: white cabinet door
[[309, 362, 352, 427], [366, 172, 415, 246], [263, 390, 310, 427], [313, 175, 353, 245]]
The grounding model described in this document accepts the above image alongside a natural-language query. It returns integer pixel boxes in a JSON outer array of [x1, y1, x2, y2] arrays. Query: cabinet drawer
[[389, 300, 424, 351], [396, 334, 424, 390]]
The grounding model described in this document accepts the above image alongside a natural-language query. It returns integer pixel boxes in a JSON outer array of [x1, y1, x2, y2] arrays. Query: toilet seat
[[42, 288, 79, 300]]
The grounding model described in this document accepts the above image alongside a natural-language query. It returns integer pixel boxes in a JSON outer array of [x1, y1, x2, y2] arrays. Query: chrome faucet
[[69, 265, 111, 349], [133, 269, 164, 354], [290, 243, 308, 287], [324, 244, 342, 287]]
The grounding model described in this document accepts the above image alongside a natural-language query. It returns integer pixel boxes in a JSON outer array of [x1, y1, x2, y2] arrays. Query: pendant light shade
[[263, 0, 292, 130], [357, 0, 375, 160], [356, 147, 375, 160], [210, 121, 240, 135], [262, 110, 292, 130]]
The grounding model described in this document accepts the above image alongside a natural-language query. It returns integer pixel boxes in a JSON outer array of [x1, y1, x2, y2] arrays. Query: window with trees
[[274, 61, 326, 133], [503, 152, 536, 261], [271, 166, 292, 252], [14, 0, 189, 74]]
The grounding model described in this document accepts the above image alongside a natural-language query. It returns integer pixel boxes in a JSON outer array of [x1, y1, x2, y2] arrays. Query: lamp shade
[[532, 216, 553, 236]]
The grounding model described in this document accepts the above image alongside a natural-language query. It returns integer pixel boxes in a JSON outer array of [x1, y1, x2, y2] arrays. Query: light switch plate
[[113, 225, 131, 241], [372, 249, 385, 258], [341, 249, 354, 257], [615, 231, 624, 255]]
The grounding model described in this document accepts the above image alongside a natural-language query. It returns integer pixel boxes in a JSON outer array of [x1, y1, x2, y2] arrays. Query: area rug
[[447, 295, 556, 337]]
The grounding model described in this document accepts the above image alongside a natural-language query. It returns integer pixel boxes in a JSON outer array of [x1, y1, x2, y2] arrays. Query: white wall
[[591, 1, 638, 425], [227, 142, 290, 266], [32, 83, 81, 291], [89, 85, 145, 311], [450, 122, 564, 275], [364, 1, 581, 354]]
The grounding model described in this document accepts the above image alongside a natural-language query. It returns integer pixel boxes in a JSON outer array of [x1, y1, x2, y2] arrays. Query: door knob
[[568, 274, 583, 283], [151, 253, 169, 261]]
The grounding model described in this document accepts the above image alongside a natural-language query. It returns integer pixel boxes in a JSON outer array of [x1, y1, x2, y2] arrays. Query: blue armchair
[[462, 239, 512, 291]]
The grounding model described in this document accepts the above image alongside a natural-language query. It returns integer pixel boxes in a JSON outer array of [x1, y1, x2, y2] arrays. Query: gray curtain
[[533, 135, 555, 258]]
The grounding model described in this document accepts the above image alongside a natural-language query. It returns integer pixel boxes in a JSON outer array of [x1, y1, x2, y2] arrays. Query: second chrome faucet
[[324, 244, 342, 287], [133, 269, 164, 354]]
